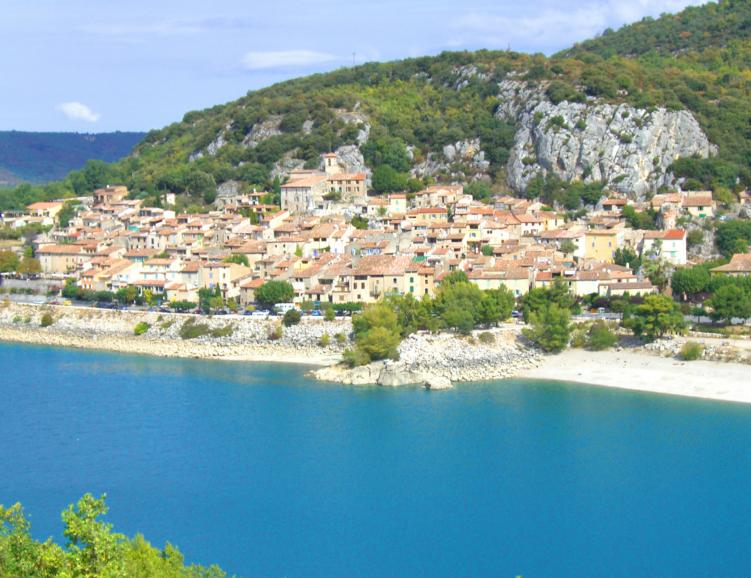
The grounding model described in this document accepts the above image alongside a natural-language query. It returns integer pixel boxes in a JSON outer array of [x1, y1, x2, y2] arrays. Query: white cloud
[[241, 50, 336, 70], [56, 101, 101, 123], [453, 0, 709, 53]]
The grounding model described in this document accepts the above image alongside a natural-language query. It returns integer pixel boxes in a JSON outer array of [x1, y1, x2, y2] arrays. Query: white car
[[250, 310, 270, 318]]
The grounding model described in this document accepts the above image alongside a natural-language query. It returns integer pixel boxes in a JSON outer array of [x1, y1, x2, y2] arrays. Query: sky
[[0, 0, 709, 133]]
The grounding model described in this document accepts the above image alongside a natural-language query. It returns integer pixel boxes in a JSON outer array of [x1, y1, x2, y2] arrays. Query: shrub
[[587, 321, 618, 350], [40, 312, 54, 327], [319, 332, 331, 347], [133, 322, 150, 336], [179, 318, 211, 339], [324, 306, 335, 322], [478, 331, 495, 344], [678, 341, 704, 361], [160, 319, 175, 330], [342, 347, 371, 367], [335, 332, 347, 344], [283, 309, 302, 327], [211, 324, 235, 338], [268, 324, 283, 341]]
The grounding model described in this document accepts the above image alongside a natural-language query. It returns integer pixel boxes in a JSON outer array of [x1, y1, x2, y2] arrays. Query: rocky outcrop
[[242, 116, 283, 148], [411, 138, 490, 181], [497, 79, 717, 198], [331, 145, 370, 176], [313, 329, 543, 388]]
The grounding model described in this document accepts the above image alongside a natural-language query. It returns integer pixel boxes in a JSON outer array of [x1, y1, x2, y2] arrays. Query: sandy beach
[[521, 348, 751, 404]]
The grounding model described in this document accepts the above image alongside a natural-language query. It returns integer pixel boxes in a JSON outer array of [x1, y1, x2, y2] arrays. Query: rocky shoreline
[[314, 329, 543, 389], [0, 302, 543, 388], [0, 302, 347, 365]]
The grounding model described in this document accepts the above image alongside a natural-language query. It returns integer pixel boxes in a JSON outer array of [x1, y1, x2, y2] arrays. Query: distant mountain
[[0, 131, 145, 186]]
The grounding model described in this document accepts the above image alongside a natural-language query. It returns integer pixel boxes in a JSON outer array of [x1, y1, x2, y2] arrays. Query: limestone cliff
[[496, 79, 717, 198]]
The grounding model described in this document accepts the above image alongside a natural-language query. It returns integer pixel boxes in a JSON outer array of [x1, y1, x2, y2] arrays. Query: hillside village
[[2, 150, 749, 311]]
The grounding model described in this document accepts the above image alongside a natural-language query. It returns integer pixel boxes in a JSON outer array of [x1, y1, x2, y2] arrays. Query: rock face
[[331, 145, 370, 176], [497, 79, 717, 198], [411, 138, 490, 181]]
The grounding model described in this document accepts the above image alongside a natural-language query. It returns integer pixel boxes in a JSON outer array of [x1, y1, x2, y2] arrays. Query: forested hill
[[4, 0, 751, 211], [0, 131, 144, 186], [560, 0, 751, 58]]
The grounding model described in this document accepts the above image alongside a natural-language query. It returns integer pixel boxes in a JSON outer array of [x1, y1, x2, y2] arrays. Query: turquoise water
[[1, 342, 750, 577]]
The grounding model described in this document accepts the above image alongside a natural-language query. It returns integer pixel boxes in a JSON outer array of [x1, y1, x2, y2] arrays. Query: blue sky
[[1, 0, 708, 133]]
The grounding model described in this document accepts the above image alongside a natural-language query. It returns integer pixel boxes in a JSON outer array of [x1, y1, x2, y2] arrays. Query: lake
[[1, 342, 750, 577]]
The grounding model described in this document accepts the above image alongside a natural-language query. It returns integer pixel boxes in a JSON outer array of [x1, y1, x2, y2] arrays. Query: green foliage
[[478, 331, 495, 344], [350, 215, 369, 230], [224, 253, 249, 266], [709, 284, 751, 323], [614, 247, 642, 273], [481, 244, 494, 256], [209, 324, 234, 338], [521, 280, 579, 322], [371, 165, 409, 194], [134, 322, 150, 336], [523, 174, 604, 208], [622, 205, 658, 230], [642, 258, 670, 292], [587, 321, 618, 350], [523, 304, 572, 352], [671, 266, 710, 299], [40, 312, 54, 327], [0, 251, 19, 273], [678, 341, 704, 361], [686, 229, 704, 248], [465, 181, 492, 202], [622, 294, 686, 341], [715, 220, 751, 257], [255, 280, 294, 308], [324, 306, 335, 322], [0, 493, 226, 577], [319, 332, 331, 347], [283, 309, 302, 327], [178, 318, 212, 339], [268, 324, 283, 341], [335, 332, 347, 344]]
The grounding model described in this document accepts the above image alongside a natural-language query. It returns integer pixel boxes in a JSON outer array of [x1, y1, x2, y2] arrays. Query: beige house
[[711, 253, 751, 277]]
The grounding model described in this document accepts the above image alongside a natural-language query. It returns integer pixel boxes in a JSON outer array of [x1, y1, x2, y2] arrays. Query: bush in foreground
[[283, 309, 301, 327], [134, 322, 150, 336], [40, 312, 54, 327], [679, 341, 704, 361], [0, 494, 226, 577]]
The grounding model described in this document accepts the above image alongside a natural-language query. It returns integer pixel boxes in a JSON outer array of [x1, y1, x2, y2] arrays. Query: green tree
[[481, 245, 494, 256], [523, 303, 571, 352], [465, 181, 492, 202], [224, 253, 249, 266], [613, 247, 641, 273], [255, 280, 294, 308], [0, 251, 19, 273], [642, 258, 670, 292], [623, 294, 685, 341], [670, 266, 710, 300], [371, 165, 408, 194], [560, 239, 577, 255], [708, 284, 751, 324], [16, 256, 41, 276]]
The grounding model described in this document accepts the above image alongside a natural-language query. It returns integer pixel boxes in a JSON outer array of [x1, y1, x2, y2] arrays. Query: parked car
[[310, 309, 323, 317], [511, 310, 522, 318], [251, 310, 270, 318]]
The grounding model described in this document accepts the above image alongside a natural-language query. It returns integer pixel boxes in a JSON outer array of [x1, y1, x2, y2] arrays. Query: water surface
[[1, 342, 750, 577]]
